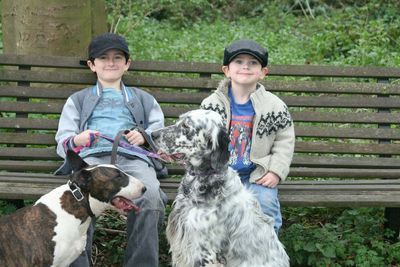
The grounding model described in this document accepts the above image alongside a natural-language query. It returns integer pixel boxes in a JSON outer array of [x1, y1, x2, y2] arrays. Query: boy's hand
[[125, 129, 145, 146], [256, 171, 281, 188], [73, 130, 99, 147]]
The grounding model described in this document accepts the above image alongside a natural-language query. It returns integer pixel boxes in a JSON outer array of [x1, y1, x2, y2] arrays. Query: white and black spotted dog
[[0, 150, 146, 267], [152, 109, 289, 267]]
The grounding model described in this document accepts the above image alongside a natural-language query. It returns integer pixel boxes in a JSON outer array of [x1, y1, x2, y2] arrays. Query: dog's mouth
[[111, 196, 140, 213], [157, 151, 185, 163]]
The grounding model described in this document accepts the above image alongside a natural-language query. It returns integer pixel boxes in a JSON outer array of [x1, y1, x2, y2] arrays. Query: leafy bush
[[280, 208, 400, 266]]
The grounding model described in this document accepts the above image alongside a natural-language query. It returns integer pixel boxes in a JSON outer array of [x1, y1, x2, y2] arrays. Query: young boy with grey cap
[[55, 33, 167, 267], [201, 39, 295, 234]]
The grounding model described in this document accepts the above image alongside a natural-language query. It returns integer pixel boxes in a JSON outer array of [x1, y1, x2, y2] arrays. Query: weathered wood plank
[[2, 54, 400, 78], [1, 113, 398, 131], [1, 127, 399, 146], [283, 95, 400, 109], [1, 156, 399, 173], [291, 155, 400, 168], [0, 133, 56, 145], [1, 142, 399, 159], [0, 147, 59, 160], [262, 80, 400, 95], [0, 85, 79, 99], [3, 71, 400, 97], [295, 126, 400, 140], [0, 175, 399, 206], [295, 141, 400, 155], [2, 81, 400, 100], [0, 158, 398, 179], [291, 111, 400, 124], [1, 98, 398, 116], [0, 118, 59, 130]]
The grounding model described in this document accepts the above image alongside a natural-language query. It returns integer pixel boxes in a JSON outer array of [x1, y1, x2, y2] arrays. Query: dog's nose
[[142, 186, 147, 194], [151, 131, 160, 140]]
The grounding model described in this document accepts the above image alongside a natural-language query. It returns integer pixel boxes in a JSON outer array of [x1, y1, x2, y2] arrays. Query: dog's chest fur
[[0, 185, 91, 267], [39, 185, 92, 267], [168, 170, 241, 249]]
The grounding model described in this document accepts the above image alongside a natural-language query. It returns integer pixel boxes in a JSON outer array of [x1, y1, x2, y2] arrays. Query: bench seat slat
[[0, 159, 398, 178], [1, 156, 398, 173], [0, 175, 398, 206]]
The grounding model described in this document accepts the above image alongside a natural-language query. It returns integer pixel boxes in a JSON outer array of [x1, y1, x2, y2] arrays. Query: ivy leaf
[[316, 243, 336, 258]]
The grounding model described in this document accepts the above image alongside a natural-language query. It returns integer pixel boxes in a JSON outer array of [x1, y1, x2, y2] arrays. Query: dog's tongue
[[157, 150, 184, 162], [111, 197, 140, 213]]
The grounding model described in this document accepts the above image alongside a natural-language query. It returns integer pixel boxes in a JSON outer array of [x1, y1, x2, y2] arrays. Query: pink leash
[[73, 132, 160, 159]]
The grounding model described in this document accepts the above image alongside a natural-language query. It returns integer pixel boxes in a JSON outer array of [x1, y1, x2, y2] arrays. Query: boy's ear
[[87, 60, 96, 72], [222, 65, 230, 77], [262, 67, 269, 76], [124, 59, 132, 70]]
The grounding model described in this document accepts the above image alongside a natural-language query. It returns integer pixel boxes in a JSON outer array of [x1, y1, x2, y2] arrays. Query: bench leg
[[384, 207, 400, 241]]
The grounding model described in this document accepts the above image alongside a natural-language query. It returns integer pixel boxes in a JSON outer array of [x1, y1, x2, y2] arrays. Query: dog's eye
[[181, 122, 190, 129]]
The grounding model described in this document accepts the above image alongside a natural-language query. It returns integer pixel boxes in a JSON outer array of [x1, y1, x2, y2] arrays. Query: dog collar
[[68, 180, 95, 218]]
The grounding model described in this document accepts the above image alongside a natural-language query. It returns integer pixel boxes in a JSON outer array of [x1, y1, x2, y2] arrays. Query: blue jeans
[[241, 178, 282, 234], [69, 155, 167, 267]]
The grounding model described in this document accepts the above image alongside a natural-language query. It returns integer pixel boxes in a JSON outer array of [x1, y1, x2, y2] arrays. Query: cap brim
[[228, 51, 264, 66], [90, 45, 130, 59]]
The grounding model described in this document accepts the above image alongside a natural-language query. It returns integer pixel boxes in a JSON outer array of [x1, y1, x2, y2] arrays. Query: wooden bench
[[0, 54, 399, 236]]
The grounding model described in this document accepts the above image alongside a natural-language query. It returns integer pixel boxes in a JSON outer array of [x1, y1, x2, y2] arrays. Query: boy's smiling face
[[87, 49, 131, 88], [222, 54, 268, 89]]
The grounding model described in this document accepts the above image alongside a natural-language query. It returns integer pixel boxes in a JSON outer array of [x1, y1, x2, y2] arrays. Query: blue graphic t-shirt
[[228, 89, 256, 180]]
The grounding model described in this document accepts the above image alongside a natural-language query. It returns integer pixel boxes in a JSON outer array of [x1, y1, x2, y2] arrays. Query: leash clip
[[68, 180, 84, 201]]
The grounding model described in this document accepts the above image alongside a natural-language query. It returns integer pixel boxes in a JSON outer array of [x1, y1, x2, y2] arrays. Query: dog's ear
[[210, 127, 230, 170], [67, 149, 89, 172]]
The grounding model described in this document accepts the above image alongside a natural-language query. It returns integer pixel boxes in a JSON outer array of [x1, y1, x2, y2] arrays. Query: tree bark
[[2, 0, 108, 57]]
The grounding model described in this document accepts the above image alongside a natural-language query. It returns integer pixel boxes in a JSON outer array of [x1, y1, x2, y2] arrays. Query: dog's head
[[152, 109, 230, 170], [66, 150, 146, 216]]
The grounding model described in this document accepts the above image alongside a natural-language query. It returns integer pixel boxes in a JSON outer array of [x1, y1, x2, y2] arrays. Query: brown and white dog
[[0, 150, 146, 267]]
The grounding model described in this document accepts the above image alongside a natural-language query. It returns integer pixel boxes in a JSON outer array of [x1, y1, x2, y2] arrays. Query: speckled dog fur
[[152, 109, 289, 267]]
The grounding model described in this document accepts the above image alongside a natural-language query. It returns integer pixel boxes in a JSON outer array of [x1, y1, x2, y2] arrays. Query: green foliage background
[[105, 0, 400, 67], [1, 0, 400, 266]]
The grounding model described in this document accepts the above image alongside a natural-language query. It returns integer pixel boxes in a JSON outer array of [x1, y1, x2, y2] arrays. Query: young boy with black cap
[[201, 39, 295, 234], [55, 33, 167, 267]]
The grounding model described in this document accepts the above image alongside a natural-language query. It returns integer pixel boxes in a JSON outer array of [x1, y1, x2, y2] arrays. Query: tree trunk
[[2, 0, 108, 57]]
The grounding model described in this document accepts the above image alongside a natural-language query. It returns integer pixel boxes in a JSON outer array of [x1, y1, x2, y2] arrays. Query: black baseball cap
[[223, 39, 268, 67], [88, 33, 130, 60]]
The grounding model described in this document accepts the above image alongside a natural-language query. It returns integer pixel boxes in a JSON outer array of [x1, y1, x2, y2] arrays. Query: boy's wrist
[[69, 136, 78, 149]]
